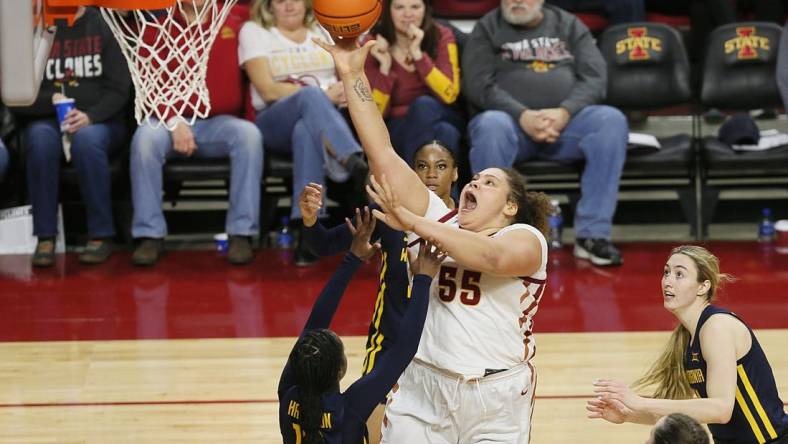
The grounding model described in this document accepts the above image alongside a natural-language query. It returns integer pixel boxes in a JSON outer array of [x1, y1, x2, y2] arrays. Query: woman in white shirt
[[238, 0, 367, 263]]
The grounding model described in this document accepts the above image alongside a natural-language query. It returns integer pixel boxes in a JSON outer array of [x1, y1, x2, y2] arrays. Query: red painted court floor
[[0, 241, 786, 342]]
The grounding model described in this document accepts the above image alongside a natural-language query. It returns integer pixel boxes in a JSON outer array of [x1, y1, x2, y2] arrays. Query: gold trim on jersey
[[738, 364, 778, 440], [362, 255, 388, 375], [736, 387, 766, 443]]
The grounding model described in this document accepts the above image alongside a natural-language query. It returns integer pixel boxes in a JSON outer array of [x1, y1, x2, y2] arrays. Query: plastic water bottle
[[758, 208, 776, 242], [276, 216, 294, 249], [548, 199, 563, 249]]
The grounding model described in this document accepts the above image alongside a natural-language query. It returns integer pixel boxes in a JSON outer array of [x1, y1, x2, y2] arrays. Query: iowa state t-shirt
[[238, 22, 336, 110]]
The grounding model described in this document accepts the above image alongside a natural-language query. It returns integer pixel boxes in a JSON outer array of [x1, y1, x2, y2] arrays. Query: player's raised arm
[[343, 240, 444, 420], [314, 38, 430, 217]]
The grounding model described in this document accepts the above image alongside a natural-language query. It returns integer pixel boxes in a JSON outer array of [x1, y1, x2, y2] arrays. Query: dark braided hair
[[412, 139, 457, 168], [653, 413, 709, 444], [499, 167, 550, 238], [289, 329, 345, 444]]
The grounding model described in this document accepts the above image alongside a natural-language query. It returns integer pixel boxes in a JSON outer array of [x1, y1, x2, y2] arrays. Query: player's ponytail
[[289, 329, 346, 444], [634, 245, 734, 399], [633, 324, 693, 399], [500, 168, 550, 238]]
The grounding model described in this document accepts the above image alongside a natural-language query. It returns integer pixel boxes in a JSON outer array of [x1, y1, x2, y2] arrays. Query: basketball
[[313, 0, 382, 40]]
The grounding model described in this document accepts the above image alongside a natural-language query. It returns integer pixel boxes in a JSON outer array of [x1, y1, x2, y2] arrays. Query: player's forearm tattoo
[[353, 78, 373, 102]]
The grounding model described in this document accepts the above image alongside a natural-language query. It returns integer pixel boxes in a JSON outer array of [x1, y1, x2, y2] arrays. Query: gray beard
[[501, 3, 543, 26]]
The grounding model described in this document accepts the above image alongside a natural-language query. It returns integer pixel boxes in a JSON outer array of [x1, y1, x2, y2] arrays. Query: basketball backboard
[[2, 0, 230, 128], [0, 0, 56, 106]]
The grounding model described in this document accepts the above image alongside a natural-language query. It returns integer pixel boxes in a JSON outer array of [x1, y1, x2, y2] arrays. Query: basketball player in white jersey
[[316, 37, 552, 443]]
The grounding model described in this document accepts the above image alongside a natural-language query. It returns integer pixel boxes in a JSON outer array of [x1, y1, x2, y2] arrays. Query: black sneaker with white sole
[[573, 238, 623, 266]]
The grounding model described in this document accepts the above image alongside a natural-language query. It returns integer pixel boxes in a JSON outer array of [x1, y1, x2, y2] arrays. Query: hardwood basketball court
[[0, 243, 786, 442]]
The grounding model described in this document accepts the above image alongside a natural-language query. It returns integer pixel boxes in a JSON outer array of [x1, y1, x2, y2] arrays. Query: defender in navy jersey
[[590, 246, 788, 444], [685, 306, 787, 443], [298, 142, 457, 443], [298, 142, 457, 377], [279, 209, 445, 444]]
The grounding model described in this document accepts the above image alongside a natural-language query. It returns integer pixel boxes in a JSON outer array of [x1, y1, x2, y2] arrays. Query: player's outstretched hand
[[347, 206, 381, 261], [411, 239, 447, 278], [298, 183, 323, 228], [586, 397, 632, 424], [367, 174, 418, 232], [313, 38, 376, 78], [592, 379, 645, 412]]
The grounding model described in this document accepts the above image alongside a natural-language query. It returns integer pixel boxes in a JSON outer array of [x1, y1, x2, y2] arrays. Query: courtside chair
[[598, 22, 698, 237], [162, 151, 292, 248], [699, 22, 788, 236]]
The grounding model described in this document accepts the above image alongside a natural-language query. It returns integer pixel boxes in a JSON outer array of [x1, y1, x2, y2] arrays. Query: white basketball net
[[100, 0, 237, 130]]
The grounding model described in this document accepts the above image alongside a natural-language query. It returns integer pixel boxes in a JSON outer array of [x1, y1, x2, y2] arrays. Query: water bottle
[[276, 216, 294, 249], [548, 199, 563, 249], [758, 208, 776, 242]]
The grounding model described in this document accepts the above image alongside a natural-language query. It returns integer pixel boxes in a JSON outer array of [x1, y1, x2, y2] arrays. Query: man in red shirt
[[130, 1, 263, 266]]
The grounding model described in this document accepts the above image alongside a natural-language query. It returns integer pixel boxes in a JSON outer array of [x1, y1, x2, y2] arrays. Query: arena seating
[[699, 22, 788, 236], [4, 5, 787, 243], [162, 152, 292, 247], [514, 22, 698, 235]]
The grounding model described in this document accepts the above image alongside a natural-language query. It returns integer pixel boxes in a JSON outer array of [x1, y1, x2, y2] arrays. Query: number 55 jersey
[[407, 191, 548, 378]]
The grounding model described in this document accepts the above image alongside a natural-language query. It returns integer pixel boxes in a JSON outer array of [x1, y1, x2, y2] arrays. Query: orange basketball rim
[[43, 0, 175, 26]]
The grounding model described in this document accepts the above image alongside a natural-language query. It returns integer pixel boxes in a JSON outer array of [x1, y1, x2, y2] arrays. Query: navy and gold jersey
[[278, 252, 433, 444], [685, 305, 788, 444], [301, 213, 413, 377], [279, 389, 369, 444], [360, 225, 410, 377]]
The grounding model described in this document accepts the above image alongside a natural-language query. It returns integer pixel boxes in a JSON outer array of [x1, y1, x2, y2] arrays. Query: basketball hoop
[[99, 0, 238, 130], [0, 0, 237, 124]]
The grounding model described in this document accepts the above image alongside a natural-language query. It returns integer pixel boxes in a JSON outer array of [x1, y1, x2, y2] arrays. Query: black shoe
[[573, 238, 623, 267], [32, 238, 56, 268], [703, 108, 725, 124], [293, 229, 319, 267], [294, 245, 319, 267], [132, 238, 164, 266], [79, 239, 113, 265], [228, 235, 254, 265], [345, 153, 369, 195], [751, 108, 778, 120]]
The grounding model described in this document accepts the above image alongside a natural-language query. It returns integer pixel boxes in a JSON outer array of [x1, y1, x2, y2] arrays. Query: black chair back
[[701, 22, 782, 110], [599, 22, 692, 109]]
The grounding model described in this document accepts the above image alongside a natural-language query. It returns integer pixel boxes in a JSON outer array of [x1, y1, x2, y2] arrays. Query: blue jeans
[[0, 138, 8, 181], [468, 105, 627, 239], [130, 115, 263, 238], [255, 86, 361, 219], [387, 95, 464, 164], [25, 118, 126, 238]]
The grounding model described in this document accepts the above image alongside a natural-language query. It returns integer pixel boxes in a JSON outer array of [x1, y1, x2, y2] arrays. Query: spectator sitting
[[647, 413, 710, 444], [546, 0, 645, 25], [364, 0, 464, 163], [130, 1, 263, 266], [11, 6, 131, 267], [238, 0, 368, 265], [463, 0, 626, 266]]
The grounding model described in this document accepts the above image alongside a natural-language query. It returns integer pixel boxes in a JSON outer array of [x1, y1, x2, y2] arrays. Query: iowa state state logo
[[724, 27, 770, 59], [616, 27, 662, 60]]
